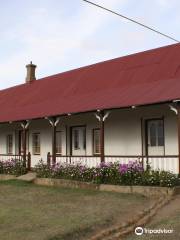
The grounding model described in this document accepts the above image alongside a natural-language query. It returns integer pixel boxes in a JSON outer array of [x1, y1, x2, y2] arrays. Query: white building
[[0, 44, 180, 174]]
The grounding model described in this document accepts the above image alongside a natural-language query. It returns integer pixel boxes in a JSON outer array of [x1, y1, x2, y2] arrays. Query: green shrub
[[34, 160, 179, 188], [0, 159, 27, 176]]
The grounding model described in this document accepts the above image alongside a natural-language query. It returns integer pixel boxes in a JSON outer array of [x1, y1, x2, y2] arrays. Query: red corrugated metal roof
[[1, 43, 180, 123]]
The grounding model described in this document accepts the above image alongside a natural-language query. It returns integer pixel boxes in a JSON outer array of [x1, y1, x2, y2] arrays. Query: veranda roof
[[1, 43, 180, 123]]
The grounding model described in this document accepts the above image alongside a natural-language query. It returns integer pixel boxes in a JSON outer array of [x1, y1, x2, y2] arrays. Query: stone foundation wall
[[34, 178, 180, 197]]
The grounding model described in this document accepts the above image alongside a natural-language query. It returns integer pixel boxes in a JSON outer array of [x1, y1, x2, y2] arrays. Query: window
[[74, 129, 79, 149], [32, 133, 40, 155], [7, 134, 13, 154], [56, 131, 62, 154], [93, 129, 100, 155], [148, 120, 164, 147], [72, 127, 86, 151]]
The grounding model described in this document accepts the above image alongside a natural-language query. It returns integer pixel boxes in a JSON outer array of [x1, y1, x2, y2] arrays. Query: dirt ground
[[125, 195, 180, 240]]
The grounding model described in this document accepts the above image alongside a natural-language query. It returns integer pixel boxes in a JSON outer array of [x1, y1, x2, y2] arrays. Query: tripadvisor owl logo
[[135, 227, 143, 235], [134, 226, 174, 235]]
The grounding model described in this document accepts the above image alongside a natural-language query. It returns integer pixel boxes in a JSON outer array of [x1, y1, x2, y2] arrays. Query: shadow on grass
[[0, 179, 32, 186]]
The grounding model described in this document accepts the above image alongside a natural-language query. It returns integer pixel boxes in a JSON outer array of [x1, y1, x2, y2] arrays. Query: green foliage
[[34, 160, 179, 188], [0, 159, 27, 176], [141, 170, 179, 187]]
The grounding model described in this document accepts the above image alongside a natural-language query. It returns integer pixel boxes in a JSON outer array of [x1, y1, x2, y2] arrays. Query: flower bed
[[35, 160, 180, 187], [0, 159, 27, 176]]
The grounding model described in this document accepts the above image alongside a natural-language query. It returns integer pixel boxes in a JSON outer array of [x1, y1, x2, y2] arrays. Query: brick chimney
[[25, 61, 36, 83]]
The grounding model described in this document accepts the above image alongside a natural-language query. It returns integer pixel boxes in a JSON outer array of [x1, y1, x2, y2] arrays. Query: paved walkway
[[17, 172, 37, 182]]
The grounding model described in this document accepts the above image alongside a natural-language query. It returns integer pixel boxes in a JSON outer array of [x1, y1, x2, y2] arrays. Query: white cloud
[[0, 0, 124, 88], [0, 0, 179, 89], [157, 0, 171, 7]]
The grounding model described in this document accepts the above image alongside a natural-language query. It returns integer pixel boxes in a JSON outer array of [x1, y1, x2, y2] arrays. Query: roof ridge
[[37, 43, 180, 82], [0, 43, 179, 92]]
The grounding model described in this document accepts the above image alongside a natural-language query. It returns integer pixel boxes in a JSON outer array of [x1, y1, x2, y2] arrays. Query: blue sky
[[0, 0, 180, 89]]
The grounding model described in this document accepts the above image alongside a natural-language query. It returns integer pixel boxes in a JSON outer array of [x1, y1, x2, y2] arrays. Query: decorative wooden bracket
[[94, 110, 110, 122], [169, 104, 178, 115], [20, 120, 30, 129], [45, 117, 60, 127]]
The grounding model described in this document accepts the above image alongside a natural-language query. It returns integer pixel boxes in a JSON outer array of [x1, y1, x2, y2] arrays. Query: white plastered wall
[[0, 104, 178, 167]]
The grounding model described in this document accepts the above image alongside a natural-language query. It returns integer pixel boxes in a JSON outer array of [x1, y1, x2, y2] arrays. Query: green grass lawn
[[0, 180, 153, 240]]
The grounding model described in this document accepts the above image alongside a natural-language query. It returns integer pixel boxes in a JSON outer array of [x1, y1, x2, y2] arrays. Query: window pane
[[93, 129, 100, 154], [149, 123, 157, 146], [7, 135, 13, 154], [158, 121, 164, 146], [56, 131, 62, 154], [158, 137, 164, 146], [148, 120, 164, 147], [150, 136, 156, 146], [32, 133, 40, 154], [150, 123, 156, 137], [74, 130, 79, 149]]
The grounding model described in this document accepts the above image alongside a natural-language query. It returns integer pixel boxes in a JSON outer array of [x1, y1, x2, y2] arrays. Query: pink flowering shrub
[[35, 160, 179, 187], [0, 159, 27, 176]]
